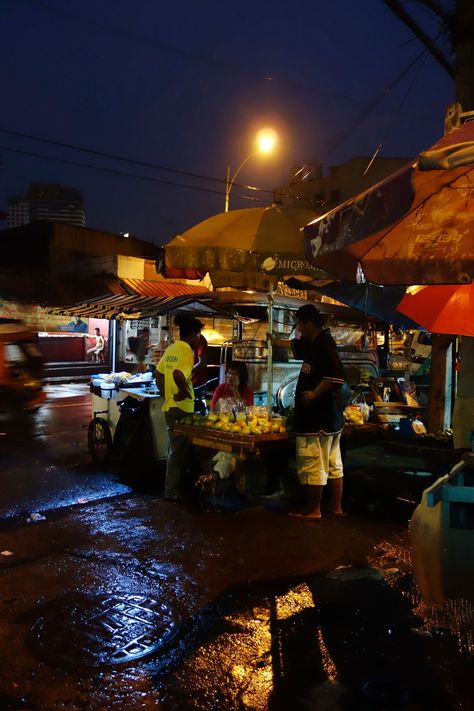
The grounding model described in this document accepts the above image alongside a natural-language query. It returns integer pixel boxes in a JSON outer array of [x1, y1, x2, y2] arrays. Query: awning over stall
[[47, 292, 238, 320], [120, 278, 208, 298]]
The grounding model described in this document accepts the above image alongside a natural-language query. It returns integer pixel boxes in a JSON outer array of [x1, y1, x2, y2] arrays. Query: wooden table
[[173, 423, 289, 459]]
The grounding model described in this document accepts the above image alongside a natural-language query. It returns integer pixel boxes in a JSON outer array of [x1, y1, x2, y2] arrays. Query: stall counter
[[173, 422, 289, 458]]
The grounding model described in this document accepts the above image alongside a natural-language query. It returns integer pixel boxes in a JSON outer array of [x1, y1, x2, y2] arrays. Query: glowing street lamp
[[224, 128, 278, 212]]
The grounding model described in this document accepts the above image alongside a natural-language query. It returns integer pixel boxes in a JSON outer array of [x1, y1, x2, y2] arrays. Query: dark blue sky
[[1, 0, 454, 243]]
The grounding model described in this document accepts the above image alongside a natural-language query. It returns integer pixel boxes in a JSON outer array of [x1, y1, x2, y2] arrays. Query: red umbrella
[[396, 282, 474, 336], [304, 121, 474, 285]]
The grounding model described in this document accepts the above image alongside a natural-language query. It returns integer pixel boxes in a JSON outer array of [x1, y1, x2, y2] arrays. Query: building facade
[[7, 183, 86, 228], [274, 156, 411, 214]]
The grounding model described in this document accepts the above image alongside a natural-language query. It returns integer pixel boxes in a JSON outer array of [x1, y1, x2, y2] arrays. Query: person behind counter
[[273, 303, 346, 520], [135, 328, 151, 373], [155, 315, 204, 501], [210, 360, 254, 411], [192, 333, 208, 415]]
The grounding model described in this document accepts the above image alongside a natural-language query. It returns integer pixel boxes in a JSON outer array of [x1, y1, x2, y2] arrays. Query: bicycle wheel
[[88, 417, 112, 465]]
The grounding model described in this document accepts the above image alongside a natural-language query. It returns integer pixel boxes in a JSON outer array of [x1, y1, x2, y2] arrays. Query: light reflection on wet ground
[[1, 384, 473, 709], [43, 383, 91, 400], [1, 496, 472, 710], [370, 538, 474, 658]]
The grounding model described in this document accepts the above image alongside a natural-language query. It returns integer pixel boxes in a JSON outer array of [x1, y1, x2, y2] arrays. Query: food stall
[[88, 370, 168, 465], [173, 406, 290, 496]]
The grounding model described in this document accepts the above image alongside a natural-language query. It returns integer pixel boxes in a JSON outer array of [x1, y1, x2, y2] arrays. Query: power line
[[0, 144, 269, 204], [13, 0, 363, 106], [322, 48, 430, 160], [1, 142, 328, 207], [0, 127, 274, 195]]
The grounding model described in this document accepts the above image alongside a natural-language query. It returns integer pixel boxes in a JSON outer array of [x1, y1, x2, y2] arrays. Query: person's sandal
[[288, 511, 322, 521]]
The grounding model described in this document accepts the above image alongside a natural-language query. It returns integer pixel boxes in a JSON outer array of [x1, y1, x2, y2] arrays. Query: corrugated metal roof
[[120, 278, 208, 298], [47, 292, 228, 320]]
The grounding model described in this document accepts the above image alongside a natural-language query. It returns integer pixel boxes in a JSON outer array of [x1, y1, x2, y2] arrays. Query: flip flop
[[328, 511, 348, 518], [288, 511, 322, 522]]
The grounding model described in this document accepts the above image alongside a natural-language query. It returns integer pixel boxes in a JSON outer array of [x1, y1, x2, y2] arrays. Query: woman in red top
[[210, 361, 254, 411]]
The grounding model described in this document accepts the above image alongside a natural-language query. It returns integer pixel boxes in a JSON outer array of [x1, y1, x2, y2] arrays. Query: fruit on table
[[183, 410, 287, 435]]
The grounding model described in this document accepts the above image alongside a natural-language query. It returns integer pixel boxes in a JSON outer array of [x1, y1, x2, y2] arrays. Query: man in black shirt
[[289, 304, 346, 520]]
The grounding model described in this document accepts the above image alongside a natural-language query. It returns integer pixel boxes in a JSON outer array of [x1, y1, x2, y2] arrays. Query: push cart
[[88, 376, 169, 466]]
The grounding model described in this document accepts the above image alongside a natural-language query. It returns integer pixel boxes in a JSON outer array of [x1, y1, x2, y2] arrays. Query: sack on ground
[[211, 451, 237, 479]]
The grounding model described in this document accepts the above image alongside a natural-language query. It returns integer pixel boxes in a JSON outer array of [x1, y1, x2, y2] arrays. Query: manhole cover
[[29, 591, 180, 667]]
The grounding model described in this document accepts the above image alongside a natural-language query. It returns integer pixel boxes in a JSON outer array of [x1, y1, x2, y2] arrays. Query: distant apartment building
[[6, 183, 86, 228]]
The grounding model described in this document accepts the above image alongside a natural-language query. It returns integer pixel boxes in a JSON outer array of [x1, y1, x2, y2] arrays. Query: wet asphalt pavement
[[0, 385, 472, 710]]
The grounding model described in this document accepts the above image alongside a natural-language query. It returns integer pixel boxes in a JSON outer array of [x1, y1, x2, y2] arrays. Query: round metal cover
[[29, 592, 180, 668]]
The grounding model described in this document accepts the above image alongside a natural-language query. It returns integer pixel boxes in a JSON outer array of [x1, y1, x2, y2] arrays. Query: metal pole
[[111, 318, 117, 374], [267, 281, 274, 414], [225, 166, 230, 212], [224, 153, 254, 212]]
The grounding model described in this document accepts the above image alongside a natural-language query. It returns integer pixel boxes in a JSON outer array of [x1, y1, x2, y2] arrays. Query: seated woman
[[210, 361, 254, 411], [198, 361, 254, 502]]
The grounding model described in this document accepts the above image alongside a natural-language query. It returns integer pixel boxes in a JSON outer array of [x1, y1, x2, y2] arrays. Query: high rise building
[[6, 183, 86, 228]]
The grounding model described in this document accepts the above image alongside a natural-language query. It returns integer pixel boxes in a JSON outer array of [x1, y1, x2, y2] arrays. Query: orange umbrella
[[396, 283, 474, 336], [304, 121, 474, 285]]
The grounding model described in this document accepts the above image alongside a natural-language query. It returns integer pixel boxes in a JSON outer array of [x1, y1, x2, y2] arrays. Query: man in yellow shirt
[[156, 315, 204, 500]]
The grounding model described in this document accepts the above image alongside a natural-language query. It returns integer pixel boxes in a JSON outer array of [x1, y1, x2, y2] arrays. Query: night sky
[[1, 0, 454, 244]]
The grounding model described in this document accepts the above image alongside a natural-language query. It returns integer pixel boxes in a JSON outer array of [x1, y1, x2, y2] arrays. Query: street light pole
[[224, 128, 278, 212], [224, 153, 254, 212]]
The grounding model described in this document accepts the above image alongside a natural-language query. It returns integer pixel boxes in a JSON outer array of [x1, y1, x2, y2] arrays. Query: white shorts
[[296, 433, 343, 486]]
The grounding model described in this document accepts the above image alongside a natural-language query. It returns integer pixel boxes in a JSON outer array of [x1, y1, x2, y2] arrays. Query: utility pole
[[452, 0, 474, 111]]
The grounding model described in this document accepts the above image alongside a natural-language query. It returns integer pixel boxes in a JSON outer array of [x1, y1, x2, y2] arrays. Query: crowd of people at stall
[[154, 306, 347, 518]]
